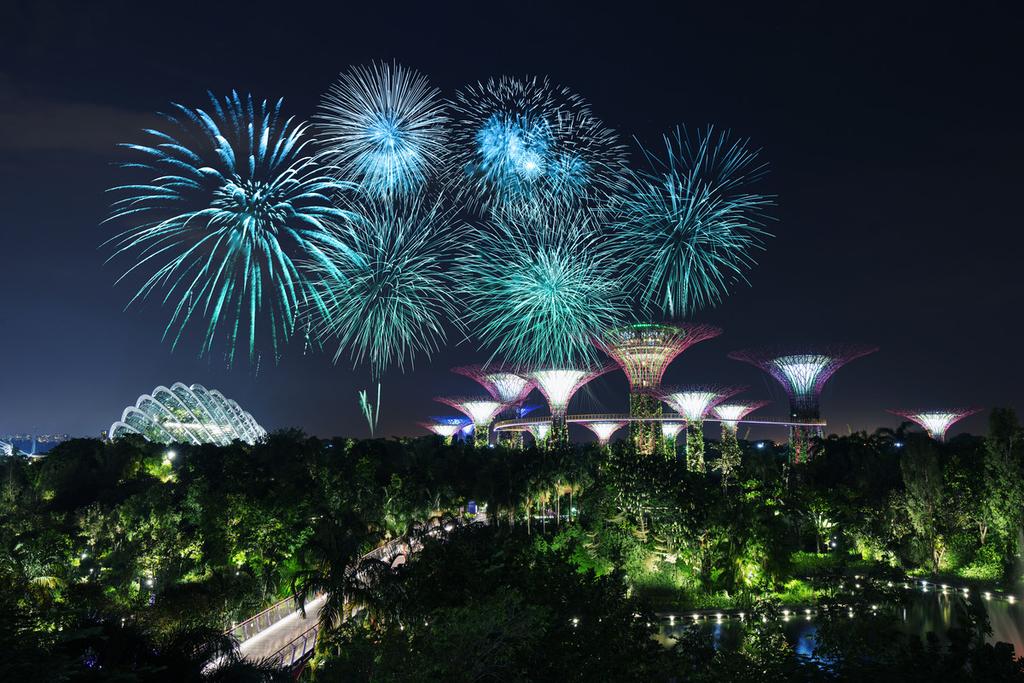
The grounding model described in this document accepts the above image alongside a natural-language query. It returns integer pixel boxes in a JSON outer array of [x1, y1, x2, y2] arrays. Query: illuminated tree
[[523, 366, 613, 446], [712, 400, 768, 489], [662, 385, 743, 472], [434, 397, 506, 448], [728, 344, 877, 463], [887, 408, 981, 442], [579, 420, 628, 448], [595, 322, 721, 455], [526, 423, 551, 447]]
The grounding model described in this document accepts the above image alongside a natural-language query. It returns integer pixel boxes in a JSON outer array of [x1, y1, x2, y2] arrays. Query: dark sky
[[1, 2, 1021, 442]]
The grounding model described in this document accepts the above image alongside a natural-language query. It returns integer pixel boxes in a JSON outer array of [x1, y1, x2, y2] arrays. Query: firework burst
[[315, 62, 448, 197], [105, 92, 355, 365], [449, 76, 626, 213], [310, 194, 460, 377], [611, 126, 774, 318], [456, 205, 631, 368]]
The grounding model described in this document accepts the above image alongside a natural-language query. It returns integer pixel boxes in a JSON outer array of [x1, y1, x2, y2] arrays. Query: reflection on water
[[659, 589, 1024, 657]]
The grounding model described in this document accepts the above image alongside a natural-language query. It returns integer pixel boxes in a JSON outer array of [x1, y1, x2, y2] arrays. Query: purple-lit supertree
[[579, 420, 629, 448], [523, 365, 613, 446], [434, 397, 506, 448], [712, 400, 768, 489], [728, 344, 877, 463], [595, 322, 722, 456], [887, 408, 981, 442], [661, 385, 744, 472]]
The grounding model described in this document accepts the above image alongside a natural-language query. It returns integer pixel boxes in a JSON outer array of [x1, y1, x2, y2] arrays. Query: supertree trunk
[[718, 426, 742, 489], [629, 393, 663, 455], [686, 422, 706, 472]]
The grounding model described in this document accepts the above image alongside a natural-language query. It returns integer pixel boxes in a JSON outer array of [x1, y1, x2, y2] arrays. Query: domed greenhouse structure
[[108, 382, 266, 445]]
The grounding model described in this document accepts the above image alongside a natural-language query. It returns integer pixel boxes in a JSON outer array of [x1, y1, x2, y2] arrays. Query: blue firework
[[449, 76, 627, 214], [315, 62, 448, 196], [612, 126, 774, 317], [105, 92, 356, 366]]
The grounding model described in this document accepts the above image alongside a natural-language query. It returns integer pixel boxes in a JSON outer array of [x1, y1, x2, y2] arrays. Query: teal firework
[[106, 92, 357, 366], [457, 205, 631, 368], [310, 195, 460, 377], [612, 127, 774, 318]]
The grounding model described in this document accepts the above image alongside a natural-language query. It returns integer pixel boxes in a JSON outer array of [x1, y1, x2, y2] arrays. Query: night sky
[[1, 2, 1021, 442]]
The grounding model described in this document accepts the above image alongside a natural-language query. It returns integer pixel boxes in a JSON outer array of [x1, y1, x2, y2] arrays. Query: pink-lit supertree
[[579, 420, 628, 448], [594, 322, 722, 455], [434, 397, 506, 448], [712, 400, 768, 488], [661, 385, 745, 472], [728, 344, 877, 463], [451, 365, 536, 448], [887, 408, 981, 442], [522, 365, 614, 446]]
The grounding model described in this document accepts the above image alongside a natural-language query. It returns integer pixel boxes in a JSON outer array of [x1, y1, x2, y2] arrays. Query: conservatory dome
[[109, 382, 266, 446]]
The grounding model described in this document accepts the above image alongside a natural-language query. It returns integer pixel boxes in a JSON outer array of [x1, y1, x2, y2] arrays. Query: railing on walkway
[[493, 412, 827, 431], [268, 622, 319, 669], [227, 594, 303, 644]]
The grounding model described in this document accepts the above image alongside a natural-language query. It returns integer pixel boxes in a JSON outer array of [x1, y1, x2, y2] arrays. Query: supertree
[[661, 385, 744, 472], [523, 365, 614, 446], [419, 420, 465, 444], [595, 322, 722, 456], [661, 421, 686, 458], [105, 92, 355, 366], [712, 400, 769, 489], [448, 76, 627, 214], [308, 195, 459, 377], [887, 408, 981, 442], [610, 126, 773, 318], [315, 62, 448, 197], [457, 204, 631, 368], [579, 420, 628, 448], [526, 422, 551, 446], [434, 397, 505, 448], [728, 344, 878, 463]]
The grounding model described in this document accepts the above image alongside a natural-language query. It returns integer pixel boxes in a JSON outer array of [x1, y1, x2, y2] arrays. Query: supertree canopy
[[888, 408, 981, 442], [452, 365, 535, 405], [448, 76, 626, 213], [525, 366, 613, 418], [610, 126, 773, 318], [419, 420, 464, 442], [457, 205, 631, 368], [727, 345, 878, 421], [526, 422, 551, 444], [579, 420, 628, 446], [109, 382, 265, 446], [315, 62, 448, 197], [309, 195, 459, 376], [662, 386, 742, 422], [713, 400, 769, 431], [105, 92, 355, 366], [434, 397, 505, 447], [595, 322, 723, 391]]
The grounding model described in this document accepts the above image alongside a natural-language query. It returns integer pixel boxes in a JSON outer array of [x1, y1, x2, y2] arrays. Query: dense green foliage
[[2, 410, 1023, 680]]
